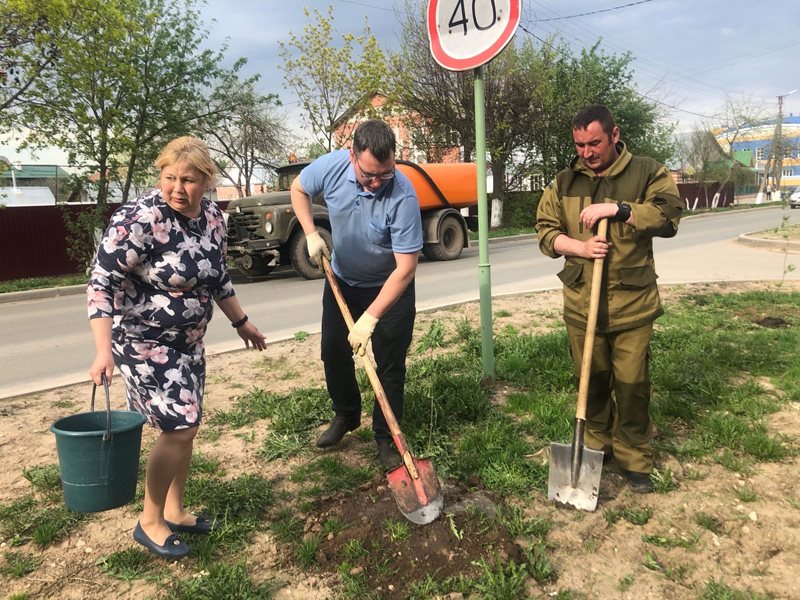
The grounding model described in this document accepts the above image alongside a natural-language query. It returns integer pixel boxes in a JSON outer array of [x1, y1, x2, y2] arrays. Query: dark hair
[[572, 104, 616, 139], [352, 120, 396, 162]]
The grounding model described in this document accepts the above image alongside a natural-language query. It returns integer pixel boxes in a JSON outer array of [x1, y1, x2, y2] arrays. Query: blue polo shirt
[[300, 149, 423, 287]]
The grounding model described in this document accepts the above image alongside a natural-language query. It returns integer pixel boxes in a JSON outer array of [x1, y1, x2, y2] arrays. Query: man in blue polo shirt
[[290, 120, 423, 470]]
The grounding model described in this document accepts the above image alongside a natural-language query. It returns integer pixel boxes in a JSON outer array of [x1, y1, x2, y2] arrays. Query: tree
[[279, 5, 387, 152], [203, 83, 289, 198], [523, 39, 675, 184], [690, 99, 766, 203], [19, 0, 253, 206], [388, 0, 475, 162], [0, 0, 76, 126]]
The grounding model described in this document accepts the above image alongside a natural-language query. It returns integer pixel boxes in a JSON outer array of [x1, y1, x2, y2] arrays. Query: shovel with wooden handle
[[321, 257, 443, 525], [548, 218, 609, 512]]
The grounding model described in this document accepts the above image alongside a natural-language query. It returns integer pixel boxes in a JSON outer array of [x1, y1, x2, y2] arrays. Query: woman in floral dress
[[87, 136, 266, 559]]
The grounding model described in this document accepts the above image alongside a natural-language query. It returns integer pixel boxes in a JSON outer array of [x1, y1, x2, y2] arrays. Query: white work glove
[[306, 230, 331, 267], [348, 312, 379, 356]]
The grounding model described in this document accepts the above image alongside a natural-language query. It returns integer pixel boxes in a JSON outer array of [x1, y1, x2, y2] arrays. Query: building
[[332, 94, 461, 163], [715, 116, 800, 189], [0, 163, 73, 206]]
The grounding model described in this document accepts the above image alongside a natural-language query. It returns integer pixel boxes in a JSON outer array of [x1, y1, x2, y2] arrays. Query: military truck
[[225, 159, 478, 279]]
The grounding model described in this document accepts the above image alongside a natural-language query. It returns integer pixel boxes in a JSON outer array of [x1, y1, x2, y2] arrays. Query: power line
[[334, 0, 394, 12], [536, 0, 656, 22], [518, 24, 716, 120]]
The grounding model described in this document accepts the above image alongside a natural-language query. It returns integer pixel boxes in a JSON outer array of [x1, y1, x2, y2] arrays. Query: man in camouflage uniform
[[536, 104, 683, 493]]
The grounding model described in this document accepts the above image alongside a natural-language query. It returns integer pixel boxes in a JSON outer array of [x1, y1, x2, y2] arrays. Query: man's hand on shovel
[[348, 312, 378, 356]]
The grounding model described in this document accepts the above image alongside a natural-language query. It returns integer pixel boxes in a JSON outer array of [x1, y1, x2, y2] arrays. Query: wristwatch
[[615, 202, 632, 222]]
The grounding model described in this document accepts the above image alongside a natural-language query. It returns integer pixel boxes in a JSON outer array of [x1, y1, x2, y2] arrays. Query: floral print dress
[[88, 189, 234, 430]]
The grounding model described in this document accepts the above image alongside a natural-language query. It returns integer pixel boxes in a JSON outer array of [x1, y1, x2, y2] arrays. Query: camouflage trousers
[[566, 321, 654, 474]]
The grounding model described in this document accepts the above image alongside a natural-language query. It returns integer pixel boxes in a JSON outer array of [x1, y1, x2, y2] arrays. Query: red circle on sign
[[427, 0, 521, 71]]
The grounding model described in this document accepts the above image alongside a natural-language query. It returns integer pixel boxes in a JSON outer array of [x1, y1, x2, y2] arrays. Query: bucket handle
[[90, 373, 112, 442]]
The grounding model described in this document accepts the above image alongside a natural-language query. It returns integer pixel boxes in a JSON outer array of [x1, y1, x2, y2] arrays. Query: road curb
[[737, 232, 800, 252], [0, 284, 85, 304]]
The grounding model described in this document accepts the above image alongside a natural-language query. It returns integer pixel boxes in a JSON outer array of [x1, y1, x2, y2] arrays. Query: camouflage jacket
[[536, 142, 683, 332]]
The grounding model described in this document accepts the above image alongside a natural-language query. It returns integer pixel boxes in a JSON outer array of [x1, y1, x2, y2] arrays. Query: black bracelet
[[231, 315, 248, 328], [614, 202, 632, 222]]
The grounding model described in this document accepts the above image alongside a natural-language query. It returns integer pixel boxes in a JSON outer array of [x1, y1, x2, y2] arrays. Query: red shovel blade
[[386, 453, 443, 525]]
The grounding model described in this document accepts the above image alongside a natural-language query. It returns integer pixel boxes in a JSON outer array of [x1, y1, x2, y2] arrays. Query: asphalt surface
[[2, 207, 798, 399]]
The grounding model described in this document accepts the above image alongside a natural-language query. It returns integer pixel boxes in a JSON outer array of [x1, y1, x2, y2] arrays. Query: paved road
[[1, 207, 798, 399]]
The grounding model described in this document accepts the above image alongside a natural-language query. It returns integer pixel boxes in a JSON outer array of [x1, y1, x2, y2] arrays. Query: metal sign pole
[[474, 65, 494, 379], [427, 0, 521, 380]]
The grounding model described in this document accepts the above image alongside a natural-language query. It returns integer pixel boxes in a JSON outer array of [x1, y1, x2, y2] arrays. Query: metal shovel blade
[[548, 442, 604, 512], [386, 455, 443, 525]]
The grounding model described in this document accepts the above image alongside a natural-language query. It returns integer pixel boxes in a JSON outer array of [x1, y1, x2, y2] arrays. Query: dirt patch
[[754, 315, 790, 328], [291, 480, 523, 599], [1, 281, 799, 599]]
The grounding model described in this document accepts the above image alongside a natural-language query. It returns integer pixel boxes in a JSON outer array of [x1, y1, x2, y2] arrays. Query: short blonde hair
[[155, 136, 217, 182]]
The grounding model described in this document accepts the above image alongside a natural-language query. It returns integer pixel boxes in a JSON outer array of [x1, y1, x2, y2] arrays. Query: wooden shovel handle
[[576, 218, 608, 421], [321, 258, 410, 454]]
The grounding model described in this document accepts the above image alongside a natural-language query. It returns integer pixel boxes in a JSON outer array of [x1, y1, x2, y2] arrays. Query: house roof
[[1, 164, 71, 179], [733, 149, 754, 167]]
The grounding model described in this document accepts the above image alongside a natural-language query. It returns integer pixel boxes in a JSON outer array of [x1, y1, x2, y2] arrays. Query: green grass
[[290, 456, 373, 498], [271, 508, 304, 543], [0, 496, 89, 548], [694, 512, 725, 535], [297, 536, 320, 569], [450, 415, 546, 495], [642, 532, 699, 549], [0, 273, 86, 293], [699, 579, 775, 599], [1, 551, 41, 578], [415, 318, 447, 353], [167, 561, 277, 599], [22, 464, 62, 501], [733, 484, 758, 503], [0, 287, 798, 597], [96, 548, 154, 581], [383, 518, 410, 542]]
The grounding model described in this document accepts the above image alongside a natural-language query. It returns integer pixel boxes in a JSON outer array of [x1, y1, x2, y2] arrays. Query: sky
[[202, 0, 800, 140], [5, 0, 800, 165]]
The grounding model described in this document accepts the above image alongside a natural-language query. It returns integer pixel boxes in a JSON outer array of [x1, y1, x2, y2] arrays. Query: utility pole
[[769, 89, 797, 197]]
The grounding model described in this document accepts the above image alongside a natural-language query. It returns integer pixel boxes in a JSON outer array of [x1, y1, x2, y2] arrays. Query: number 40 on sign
[[427, 0, 522, 71]]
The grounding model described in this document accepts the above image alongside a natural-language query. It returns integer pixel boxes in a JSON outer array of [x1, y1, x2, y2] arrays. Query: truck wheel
[[234, 255, 275, 278], [290, 227, 332, 279], [422, 215, 464, 261]]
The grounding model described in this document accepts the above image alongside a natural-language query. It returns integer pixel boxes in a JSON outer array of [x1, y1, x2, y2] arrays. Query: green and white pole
[[474, 65, 494, 379]]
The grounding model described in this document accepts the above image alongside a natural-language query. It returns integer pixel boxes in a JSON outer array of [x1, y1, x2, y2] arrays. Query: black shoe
[[316, 416, 359, 448], [376, 440, 402, 471], [165, 516, 217, 534], [603, 452, 614, 465], [626, 471, 654, 494], [133, 522, 190, 559]]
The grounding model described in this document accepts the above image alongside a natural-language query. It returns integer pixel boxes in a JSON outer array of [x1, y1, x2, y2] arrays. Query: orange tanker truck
[[226, 159, 478, 279]]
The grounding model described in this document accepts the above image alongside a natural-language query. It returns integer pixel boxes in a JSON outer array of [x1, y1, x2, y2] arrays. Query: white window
[[783, 168, 793, 177], [756, 147, 765, 160]]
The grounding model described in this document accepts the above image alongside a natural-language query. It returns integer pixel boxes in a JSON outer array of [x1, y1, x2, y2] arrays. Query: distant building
[[0, 164, 73, 206], [332, 94, 462, 163], [715, 116, 800, 188], [214, 168, 272, 200]]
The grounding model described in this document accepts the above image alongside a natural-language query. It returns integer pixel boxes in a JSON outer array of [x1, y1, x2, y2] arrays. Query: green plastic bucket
[[51, 376, 146, 513]]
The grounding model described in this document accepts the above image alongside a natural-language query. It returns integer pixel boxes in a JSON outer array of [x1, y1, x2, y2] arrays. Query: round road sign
[[427, 0, 522, 71]]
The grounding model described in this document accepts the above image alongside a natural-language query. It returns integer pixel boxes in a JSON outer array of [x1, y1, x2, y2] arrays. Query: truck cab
[[226, 159, 477, 280]]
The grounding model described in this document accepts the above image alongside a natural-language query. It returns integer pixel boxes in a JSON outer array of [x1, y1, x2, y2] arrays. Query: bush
[[498, 191, 542, 228]]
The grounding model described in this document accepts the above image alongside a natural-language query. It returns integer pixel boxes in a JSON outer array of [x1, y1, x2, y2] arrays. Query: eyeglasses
[[355, 154, 395, 182]]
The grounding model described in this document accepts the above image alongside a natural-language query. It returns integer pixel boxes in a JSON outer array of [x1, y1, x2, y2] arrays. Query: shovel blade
[[548, 442, 603, 512], [386, 457, 443, 525]]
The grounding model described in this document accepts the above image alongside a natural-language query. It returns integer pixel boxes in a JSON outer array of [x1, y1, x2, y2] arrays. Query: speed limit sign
[[427, 0, 522, 71]]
